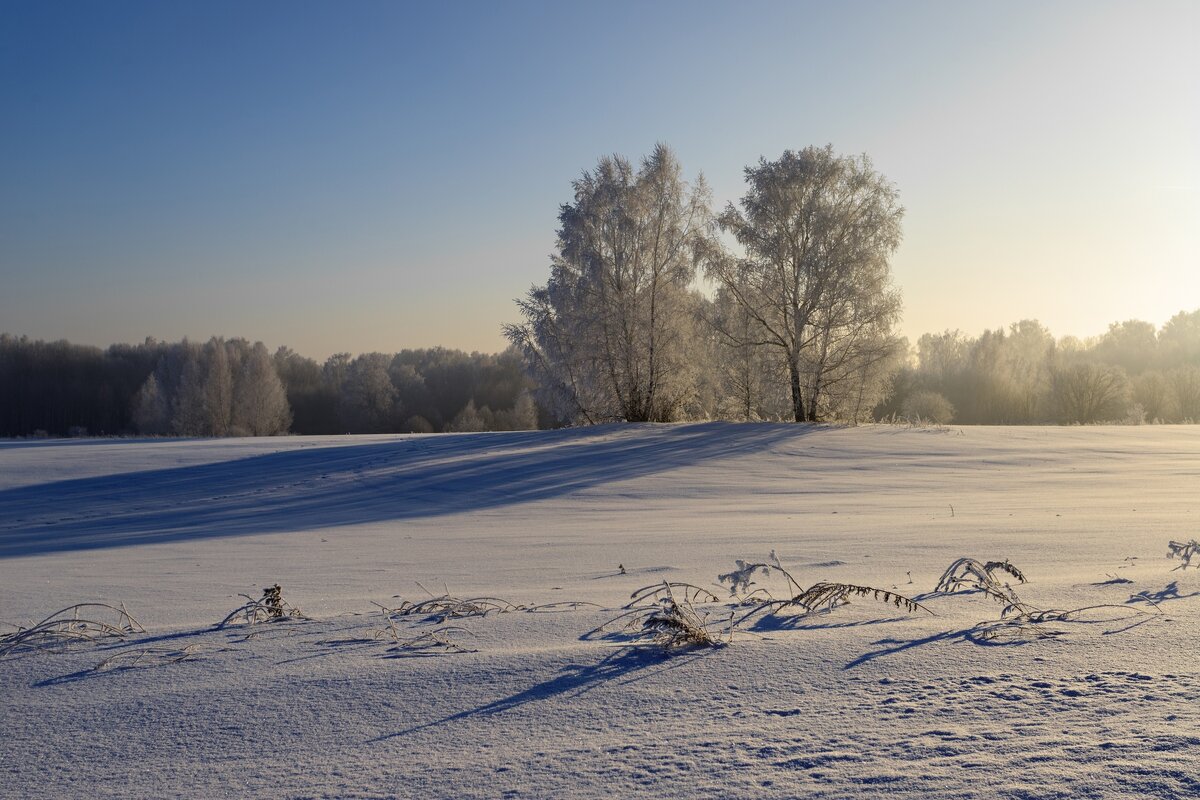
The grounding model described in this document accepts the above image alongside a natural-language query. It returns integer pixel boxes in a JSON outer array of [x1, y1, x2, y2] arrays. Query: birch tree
[[202, 337, 233, 436], [506, 144, 712, 423], [232, 342, 292, 435], [710, 146, 903, 422]]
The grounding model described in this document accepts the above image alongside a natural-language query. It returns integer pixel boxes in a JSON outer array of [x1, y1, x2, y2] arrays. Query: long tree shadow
[[371, 645, 709, 741], [0, 422, 815, 558]]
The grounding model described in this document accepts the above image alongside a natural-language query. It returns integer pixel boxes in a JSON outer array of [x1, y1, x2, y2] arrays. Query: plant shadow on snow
[[370, 645, 711, 741], [747, 611, 911, 633], [1127, 581, 1200, 606], [844, 627, 1030, 669], [845, 604, 1167, 670], [0, 422, 814, 558]]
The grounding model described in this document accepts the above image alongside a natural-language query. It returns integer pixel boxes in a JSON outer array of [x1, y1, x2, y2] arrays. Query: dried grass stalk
[[591, 582, 729, 649], [624, 583, 720, 609], [935, 557, 1027, 606], [0, 603, 144, 659], [374, 617, 476, 655], [93, 644, 209, 672]]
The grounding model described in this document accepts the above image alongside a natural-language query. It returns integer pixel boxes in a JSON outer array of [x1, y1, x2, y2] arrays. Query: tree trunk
[[789, 361, 806, 422]]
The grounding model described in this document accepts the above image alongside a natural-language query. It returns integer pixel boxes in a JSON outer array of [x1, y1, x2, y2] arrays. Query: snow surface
[[1, 423, 1198, 799]]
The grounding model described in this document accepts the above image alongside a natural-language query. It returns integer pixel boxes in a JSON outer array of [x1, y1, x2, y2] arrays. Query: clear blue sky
[[2, 0, 1196, 358]]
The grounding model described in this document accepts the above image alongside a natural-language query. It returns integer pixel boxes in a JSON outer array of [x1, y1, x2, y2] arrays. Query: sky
[[1, 0, 1196, 359]]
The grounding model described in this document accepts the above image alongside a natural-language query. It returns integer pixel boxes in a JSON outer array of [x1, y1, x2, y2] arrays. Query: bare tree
[[711, 146, 903, 421], [1051, 362, 1131, 423], [1168, 365, 1200, 422], [506, 144, 712, 424]]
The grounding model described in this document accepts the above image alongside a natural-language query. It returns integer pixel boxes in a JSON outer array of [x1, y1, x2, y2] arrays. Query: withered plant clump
[[590, 582, 730, 649], [217, 585, 309, 629], [932, 557, 1159, 641], [936, 558, 1026, 594], [719, 555, 930, 626], [0, 603, 145, 659], [374, 614, 477, 656]]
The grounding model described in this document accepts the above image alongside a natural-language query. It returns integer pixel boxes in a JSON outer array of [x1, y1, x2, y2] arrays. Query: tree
[[901, 390, 955, 424], [1168, 365, 1200, 422], [711, 145, 904, 422], [706, 287, 790, 420], [172, 343, 207, 435], [131, 373, 169, 434], [1159, 309, 1200, 368], [232, 342, 292, 435], [506, 143, 713, 424], [1133, 370, 1170, 422], [202, 337, 234, 436], [447, 399, 487, 432], [340, 353, 398, 432], [1050, 363, 1130, 423], [1095, 320, 1157, 375]]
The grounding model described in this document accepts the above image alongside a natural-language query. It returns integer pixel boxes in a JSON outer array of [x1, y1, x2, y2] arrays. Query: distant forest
[[0, 335, 536, 437], [1, 308, 1197, 438]]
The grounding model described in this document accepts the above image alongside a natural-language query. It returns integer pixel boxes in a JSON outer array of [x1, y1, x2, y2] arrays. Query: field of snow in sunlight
[[2, 423, 1198, 799]]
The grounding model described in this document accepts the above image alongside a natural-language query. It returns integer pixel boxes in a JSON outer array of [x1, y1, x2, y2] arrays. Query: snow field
[[1, 423, 1198, 798]]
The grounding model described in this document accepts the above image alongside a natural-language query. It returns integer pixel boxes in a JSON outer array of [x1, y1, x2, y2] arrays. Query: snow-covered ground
[[1, 423, 1197, 799]]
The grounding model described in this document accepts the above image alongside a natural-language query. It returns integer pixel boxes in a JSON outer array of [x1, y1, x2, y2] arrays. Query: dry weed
[[374, 616, 476, 656], [217, 585, 309, 629], [590, 582, 730, 649], [93, 644, 215, 672], [0, 603, 144, 659], [720, 555, 929, 626]]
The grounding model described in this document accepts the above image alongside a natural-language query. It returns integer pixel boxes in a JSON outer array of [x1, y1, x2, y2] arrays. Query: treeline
[[2, 310, 1197, 438], [877, 312, 1200, 424], [274, 346, 536, 434], [0, 334, 535, 437]]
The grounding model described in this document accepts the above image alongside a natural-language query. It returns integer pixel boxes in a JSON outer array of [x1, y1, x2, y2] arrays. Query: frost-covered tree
[[1159, 310, 1200, 369], [711, 146, 903, 422], [202, 337, 233, 436], [340, 353, 398, 432], [509, 389, 538, 430], [232, 342, 291, 435], [447, 399, 487, 432], [1168, 365, 1200, 422], [705, 287, 789, 421], [131, 372, 169, 434], [171, 343, 207, 435], [1133, 371, 1171, 423], [1051, 362, 1131, 423], [901, 390, 955, 424], [506, 144, 713, 424]]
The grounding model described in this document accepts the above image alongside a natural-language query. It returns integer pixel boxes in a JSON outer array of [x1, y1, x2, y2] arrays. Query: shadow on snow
[[370, 645, 709, 741], [0, 422, 814, 558]]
